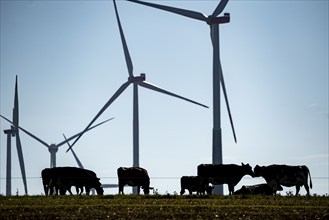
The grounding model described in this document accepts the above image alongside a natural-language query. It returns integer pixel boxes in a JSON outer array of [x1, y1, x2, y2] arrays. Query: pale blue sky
[[1, 0, 328, 195]]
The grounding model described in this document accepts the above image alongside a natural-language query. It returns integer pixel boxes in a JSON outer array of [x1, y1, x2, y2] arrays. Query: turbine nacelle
[[129, 73, 146, 83], [48, 144, 59, 153], [206, 13, 230, 25], [4, 127, 16, 137]]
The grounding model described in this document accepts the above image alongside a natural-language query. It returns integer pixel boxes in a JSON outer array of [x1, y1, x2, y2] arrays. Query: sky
[[0, 0, 328, 196]]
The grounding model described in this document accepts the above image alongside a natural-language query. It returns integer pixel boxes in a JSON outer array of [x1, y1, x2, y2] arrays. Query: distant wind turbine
[[127, 0, 236, 194], [1, 115, 113, 168], [2, 75, 27, 196], [67, 0, 208, 193]]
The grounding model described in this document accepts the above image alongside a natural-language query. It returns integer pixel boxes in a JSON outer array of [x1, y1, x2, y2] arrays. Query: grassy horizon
[[0, 194, 328, 219]]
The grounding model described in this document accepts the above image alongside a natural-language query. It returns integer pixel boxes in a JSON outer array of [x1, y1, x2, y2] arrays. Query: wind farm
[[0, 0, 328, 196]]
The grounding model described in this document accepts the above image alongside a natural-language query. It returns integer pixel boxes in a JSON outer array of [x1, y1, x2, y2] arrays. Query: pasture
[[0, 194, 328, 219]]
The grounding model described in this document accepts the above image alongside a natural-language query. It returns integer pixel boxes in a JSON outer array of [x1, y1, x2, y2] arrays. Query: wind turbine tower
[[2, 75, 28, 196]]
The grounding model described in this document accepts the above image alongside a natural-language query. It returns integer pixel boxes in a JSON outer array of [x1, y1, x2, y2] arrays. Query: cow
[[197, 163, 254, 195], [253, 164, 313, 196], [117, 167, 151, 195], [233, 183, 276, 195], [41, 167, 104, 196], [41, 168, 72, 195], [180, 176, 214, 195]]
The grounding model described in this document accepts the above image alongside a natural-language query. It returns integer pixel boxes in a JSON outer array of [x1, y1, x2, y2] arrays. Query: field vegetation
[[0, 194, 328, 219]]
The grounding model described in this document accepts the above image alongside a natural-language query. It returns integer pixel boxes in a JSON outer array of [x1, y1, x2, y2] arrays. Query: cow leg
[[180, 188, 185, 195], [119, 185, 124, 194], [43, 184, 49, 196], [59, 187, 66, 195], [85, 187, 91, 195], [295, 185, 301, 196], [304, 184, 310, 196], [228, 185, 234, 195], [79, 187, 84, 195]]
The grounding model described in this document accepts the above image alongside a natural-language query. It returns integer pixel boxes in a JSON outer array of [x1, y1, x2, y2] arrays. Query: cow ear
[[241, 162, 245, 166]]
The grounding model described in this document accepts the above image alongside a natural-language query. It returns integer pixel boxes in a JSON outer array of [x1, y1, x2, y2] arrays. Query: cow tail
[[306, 166, 313, 189]]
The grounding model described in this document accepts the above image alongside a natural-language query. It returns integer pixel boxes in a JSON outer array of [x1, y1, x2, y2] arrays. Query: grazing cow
[[41, 168, 73, 195], [180, 176, 213, 195], [197, 163, 254, 195], [41, 167, 104, 196], [233, 183, 276, 195], [117, 167, 151, 195], [253, 164, 313, 196]]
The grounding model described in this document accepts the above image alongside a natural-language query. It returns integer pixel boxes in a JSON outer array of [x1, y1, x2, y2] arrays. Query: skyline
[[0, 0, 328, 195]]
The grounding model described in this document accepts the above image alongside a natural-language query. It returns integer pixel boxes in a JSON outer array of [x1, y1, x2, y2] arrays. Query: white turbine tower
[[127, 0, 236, 194], [1, 115, 113, 168], [2, 75, 27, 196], [67, 0, 208, 194]]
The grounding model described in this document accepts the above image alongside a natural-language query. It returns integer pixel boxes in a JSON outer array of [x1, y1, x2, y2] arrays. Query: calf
[[253, 164, 313, 196], [180, 176, 213, 195], [198, 163, 254, 195], [117, 167, 151, 195], [234, 183, 276, 195]]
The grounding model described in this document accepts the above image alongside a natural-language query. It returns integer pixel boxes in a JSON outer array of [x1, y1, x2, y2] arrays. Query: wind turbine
[[63, 134, 118, 195], [2, 75, 27, 196], [127, 0, 236, 194], [1, 115, 113, 168], [67, 0, 208, 194]]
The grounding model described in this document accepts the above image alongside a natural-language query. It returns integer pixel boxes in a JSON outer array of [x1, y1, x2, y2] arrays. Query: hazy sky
[[1, 0, 328, 195]]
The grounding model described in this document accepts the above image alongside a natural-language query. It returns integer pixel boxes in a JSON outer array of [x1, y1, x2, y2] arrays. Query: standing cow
[[41, 167, 104, 196], [254, 164, 313, 196], [180, 176, 213, 195], [117, 167, 151, 195], [197, 163, 254, 195]]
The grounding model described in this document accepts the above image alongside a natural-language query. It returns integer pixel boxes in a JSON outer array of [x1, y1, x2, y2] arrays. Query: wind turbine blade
[[1, 115, 50, 148], [13, 75, 19, 127], [11, 75, 28, 194], [71, 148, 84, 169], [138, 81, 209, 108], [220, 72, 237, 143], [113, 0, 133, 77], [127, 0, 207, 22], [63, 134, 84, 169], [67, 81, 130, 151], [58, 117, 114, 148], [15, 133, 28, 195], [212, 0, 229, 17]]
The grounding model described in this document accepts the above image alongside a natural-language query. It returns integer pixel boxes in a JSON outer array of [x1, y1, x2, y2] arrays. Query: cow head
[[242, 163, 255, 177], [253, 165, 264, 177], [142, 186, 150, 195], [96, 186, 104, 195], [95, 178, 104, 195], [206, 185, 214, 195]]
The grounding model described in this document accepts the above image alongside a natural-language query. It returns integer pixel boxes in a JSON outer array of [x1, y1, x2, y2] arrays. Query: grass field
[[0, 194, 328, 219]]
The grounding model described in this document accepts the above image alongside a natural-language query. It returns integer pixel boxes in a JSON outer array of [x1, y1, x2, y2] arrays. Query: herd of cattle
[[41, 163, 313, 196]]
